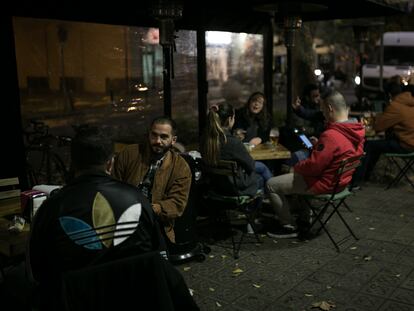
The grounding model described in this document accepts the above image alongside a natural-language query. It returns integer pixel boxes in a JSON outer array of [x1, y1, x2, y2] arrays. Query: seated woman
[[200, 103, 261, 196], [234, 91, 272, 146], [233, 92, 273, 184]]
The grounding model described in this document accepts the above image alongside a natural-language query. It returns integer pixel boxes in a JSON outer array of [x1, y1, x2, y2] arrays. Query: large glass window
[[14, 17, 198, 184], [171, 30, 198, 147], [206, 31, 263, 109]]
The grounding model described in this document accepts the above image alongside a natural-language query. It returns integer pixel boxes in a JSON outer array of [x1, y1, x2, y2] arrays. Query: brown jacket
[[112, 144, 191, 243], [375, 92, 414, 150]]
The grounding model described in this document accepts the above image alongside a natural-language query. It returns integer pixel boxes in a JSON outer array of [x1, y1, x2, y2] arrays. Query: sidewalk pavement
[[178, 182, 414, 311]]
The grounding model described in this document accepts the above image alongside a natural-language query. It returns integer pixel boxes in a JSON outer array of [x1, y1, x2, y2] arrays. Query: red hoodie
[[294, 121, 365, 194]]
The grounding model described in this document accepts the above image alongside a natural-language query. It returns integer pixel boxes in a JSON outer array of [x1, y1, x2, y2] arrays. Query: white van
[[361, 32, 414, 99]]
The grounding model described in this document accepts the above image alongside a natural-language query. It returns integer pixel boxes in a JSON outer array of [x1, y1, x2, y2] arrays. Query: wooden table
[[249, 143, 291, 161]]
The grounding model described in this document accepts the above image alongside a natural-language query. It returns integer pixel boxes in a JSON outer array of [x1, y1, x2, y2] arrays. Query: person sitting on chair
[[28, 126, 165, 310], [112, 116, 192, 244], [233, 91, 273, 146], [291, 83, 325, 138], [201, 103, 261, 196], [266, 91, 365, 238], [352, 76, 414, 186]]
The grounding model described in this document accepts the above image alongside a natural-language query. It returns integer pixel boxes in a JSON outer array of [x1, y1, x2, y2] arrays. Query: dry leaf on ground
[[311, 300, 336, 310]]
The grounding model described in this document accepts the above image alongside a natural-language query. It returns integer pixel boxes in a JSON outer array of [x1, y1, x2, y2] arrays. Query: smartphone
[[299, 134, 313, 149]]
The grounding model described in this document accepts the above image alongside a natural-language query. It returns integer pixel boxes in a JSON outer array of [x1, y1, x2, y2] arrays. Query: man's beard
[[151, 143, 172, 156]]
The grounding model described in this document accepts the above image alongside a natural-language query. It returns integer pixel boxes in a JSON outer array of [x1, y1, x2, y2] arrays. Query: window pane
[[171, 30, 198, 148], [206, 31, 263, 109], [14, 17, 167, 184]]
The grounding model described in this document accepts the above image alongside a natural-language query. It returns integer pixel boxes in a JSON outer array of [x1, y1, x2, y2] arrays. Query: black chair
[[300, 154, 364, 252], [383, 152, 414, 189], [167, 153, 211, 263], [202, 160, 262, 259]]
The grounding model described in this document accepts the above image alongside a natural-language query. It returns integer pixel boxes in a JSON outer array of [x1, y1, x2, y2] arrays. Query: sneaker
[[267, 224, 298, 239]]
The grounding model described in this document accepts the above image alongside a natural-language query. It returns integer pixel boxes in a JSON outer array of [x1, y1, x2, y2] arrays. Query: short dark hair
[[302, 83, 319, 97], [71, 126, 114, 170], [150, 116, 177, 136], [384, 76, 403, 98]]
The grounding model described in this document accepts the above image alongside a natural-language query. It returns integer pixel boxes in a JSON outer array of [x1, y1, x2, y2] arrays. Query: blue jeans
[[255, 161, 272, 191], [286, 149, 310, 166], [352, 138, 411, 184]]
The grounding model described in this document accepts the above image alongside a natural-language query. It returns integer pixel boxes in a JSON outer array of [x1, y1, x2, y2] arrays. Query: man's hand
[[234, 128, 246, 141], [292, 96, 301, 111], [309, 136, 318, 147], [249, 137, 262, 146]]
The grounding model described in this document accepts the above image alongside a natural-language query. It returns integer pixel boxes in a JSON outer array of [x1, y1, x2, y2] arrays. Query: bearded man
[[113, 116, 191, 243]]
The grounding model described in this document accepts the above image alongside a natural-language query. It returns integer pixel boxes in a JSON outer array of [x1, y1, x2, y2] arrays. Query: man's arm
[[294, 133, 336, 176], [152, 159, 191, 222], [374, 104, 400, 132]]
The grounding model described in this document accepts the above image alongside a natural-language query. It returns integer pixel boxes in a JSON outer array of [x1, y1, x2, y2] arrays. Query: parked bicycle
[[24, 120, 72, 188]]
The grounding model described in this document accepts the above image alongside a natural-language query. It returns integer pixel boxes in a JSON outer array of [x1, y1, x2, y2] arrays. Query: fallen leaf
[[273, 240, 278, 244], [349, 246, 357, 250], [215, 301, 222, 307], [252, 284, 261, 288], [326, 285, 332, 289], [189, 288, 194, 296], [305, 293, 313, 297], [355, 217, 360, 220], [233, 268, 244, 274], [368, 227, 375, 230], [311, 300, 336, 310], [396, 274, 401, 278], [209, 287, 215, 292], [183, 267, 191, 271], [363, 255, 372, 261], [260, 234, 267, 238], [354, 256, 360, 260], [209, 255, 215, 258]]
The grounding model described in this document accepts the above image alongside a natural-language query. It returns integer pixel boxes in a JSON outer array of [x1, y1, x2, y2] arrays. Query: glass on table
[[269, 127, 279, 147]]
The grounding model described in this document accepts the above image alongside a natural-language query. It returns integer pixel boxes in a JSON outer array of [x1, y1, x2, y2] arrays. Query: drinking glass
[[269, 128, 279, 147]]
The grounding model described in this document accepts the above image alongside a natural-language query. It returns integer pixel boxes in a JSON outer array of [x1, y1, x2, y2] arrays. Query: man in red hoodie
[[266, 91, 365, 238]]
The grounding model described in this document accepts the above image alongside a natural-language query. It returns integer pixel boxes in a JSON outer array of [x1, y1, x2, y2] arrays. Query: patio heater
[[281, 15, 302, 128], [150, 1, 183, 117]]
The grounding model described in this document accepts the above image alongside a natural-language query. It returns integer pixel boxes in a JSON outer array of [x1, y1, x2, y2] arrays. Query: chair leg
[[306, 202, 340, 251], [334, 208, 359, 240], [386, 158, 414, 189], [342, 201, 352, 213]]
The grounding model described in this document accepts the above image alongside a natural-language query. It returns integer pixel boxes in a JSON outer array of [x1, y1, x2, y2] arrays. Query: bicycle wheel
[[26, 148, 68, 186]]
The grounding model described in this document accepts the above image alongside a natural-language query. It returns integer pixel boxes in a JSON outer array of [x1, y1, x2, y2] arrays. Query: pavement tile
[[181, 183, 414, 310], [351, 293, 386, 311], [231, 293, 273, 310], [378, 300, 414, 311], [389, 287, 414, 305]]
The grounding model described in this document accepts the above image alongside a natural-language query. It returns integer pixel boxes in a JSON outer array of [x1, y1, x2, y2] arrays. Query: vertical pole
[[286, 46, 293, 128], [197, 29, 207, 137], [1, 16, 27, 189], [358, 42, 364, 106], [264, 23, 274, 118], [163, 46, 172, 117]]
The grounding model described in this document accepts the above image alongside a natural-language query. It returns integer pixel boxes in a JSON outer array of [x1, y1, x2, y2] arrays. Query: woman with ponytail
[[200, 103, 260, 197]]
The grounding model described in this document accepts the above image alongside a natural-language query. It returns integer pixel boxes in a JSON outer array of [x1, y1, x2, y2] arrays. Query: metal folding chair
[[300, 154, 364, 252], [202, 160, 262, 259], [384, 152, 414, 189]]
